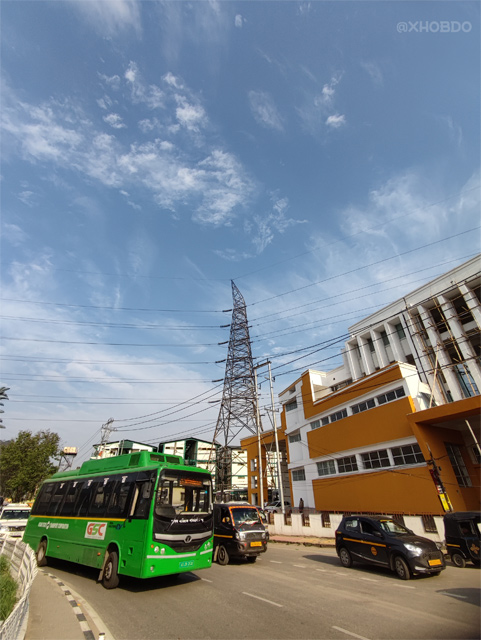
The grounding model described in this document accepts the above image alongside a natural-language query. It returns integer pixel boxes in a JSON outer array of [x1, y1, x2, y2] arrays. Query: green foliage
[[0, 555, 17, 622], [0, 430, 61, 501]]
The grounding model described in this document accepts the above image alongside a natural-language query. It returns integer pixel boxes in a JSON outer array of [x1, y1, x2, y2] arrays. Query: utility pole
[[212, 281, 260, 502]]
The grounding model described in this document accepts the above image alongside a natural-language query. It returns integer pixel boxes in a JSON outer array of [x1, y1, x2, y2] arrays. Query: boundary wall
[[269, 513, 445, 544], [0, 535, 37, 640]]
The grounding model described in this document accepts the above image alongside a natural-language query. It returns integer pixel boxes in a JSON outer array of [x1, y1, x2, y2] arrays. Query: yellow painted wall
[[312, 465, 443, 514], [307, 396, 416, 457]]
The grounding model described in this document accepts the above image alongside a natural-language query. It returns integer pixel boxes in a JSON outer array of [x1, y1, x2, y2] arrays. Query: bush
[[0, 555, 18, 622]]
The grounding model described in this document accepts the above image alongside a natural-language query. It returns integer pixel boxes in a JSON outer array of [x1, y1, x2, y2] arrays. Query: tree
[[0, 430, 61, 501]]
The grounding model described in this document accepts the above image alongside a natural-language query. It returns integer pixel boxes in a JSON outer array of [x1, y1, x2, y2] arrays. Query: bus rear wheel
[[102, 550, 120, 589], [36, 540, 48, 567]]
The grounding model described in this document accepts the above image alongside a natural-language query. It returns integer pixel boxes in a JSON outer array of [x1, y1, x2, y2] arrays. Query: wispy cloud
[[297, 74, 346, 135], [103, 113, 127, 129], [70, 0, 142, 37], [248, 91, 284, 131]]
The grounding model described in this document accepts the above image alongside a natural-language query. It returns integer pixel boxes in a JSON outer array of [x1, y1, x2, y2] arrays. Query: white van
[[0, 503, 31, 537]]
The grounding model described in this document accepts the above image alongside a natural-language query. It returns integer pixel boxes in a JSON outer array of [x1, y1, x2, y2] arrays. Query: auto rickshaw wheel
[[451, 552, 466, 568], [217, 545, 229, 565]]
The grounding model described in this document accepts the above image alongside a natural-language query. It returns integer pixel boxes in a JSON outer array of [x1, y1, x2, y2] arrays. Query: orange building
[[278, 363, 480, 517]]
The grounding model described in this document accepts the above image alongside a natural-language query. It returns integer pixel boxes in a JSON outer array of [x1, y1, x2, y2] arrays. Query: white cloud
[[248, 91, 284, 131], [125, 62, 164, 109], [249, 196, 307, 254], [361, 61, 383, 85], [235, 14, 243, 28], [175, 97, 207, 132], [2, 223, 29, 246], [103, 113, 127, 129], [98, 74, 121, 91], [70, 0, 142, 37], [326, 114, 346, 129]]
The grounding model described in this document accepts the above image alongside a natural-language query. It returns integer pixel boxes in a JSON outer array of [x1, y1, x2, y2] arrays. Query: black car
[[335, 515, 445, 580], [444, 511, 481, 568]]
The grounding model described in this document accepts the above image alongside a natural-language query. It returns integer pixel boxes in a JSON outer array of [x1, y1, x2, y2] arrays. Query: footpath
[[25, 535, 333, 640]]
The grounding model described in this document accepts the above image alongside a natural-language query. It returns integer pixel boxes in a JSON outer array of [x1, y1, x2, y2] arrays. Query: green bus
[[23, 451, 213, 588]]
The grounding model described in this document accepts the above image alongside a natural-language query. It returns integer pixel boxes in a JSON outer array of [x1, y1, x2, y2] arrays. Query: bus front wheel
[[102, 550, 120, 589], [36, 540, 48, 567]]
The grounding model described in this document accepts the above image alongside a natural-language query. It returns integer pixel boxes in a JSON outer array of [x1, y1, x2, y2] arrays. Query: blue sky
[[1, 1, 480, 463]]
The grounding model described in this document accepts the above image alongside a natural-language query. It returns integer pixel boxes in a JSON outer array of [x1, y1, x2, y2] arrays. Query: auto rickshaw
[[443, 511, 481, 568]]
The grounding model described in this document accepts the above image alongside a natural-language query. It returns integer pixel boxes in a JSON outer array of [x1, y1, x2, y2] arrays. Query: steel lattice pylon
[[212, 281, 260, 493]]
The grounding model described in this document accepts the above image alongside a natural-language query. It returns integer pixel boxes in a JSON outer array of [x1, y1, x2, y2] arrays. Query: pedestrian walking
[[298, 498, 304, 513]]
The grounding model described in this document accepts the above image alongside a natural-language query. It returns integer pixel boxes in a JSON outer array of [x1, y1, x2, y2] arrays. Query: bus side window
[[31, 483, 55, 516], [77, 480, 101, 517], [131, 472, 156, 519], [60, 481, 84, 517], [107, 475, 135, 518], [47, 482, 69, 516]]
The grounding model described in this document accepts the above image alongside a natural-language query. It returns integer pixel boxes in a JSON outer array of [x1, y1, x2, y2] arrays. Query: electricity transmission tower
[[212, 281, 260, 496]]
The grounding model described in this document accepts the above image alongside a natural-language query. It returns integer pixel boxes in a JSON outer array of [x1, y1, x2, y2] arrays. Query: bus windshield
[[155, 470, 212, 517]]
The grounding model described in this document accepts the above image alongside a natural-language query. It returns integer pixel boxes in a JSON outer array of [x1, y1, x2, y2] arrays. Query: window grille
[[421, 514, 437, 534]]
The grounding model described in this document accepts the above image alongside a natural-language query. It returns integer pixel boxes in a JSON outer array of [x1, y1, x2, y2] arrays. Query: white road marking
[[293, 564, 306, 568], [390, 583, 416, 589], [332, 625, 371, 640], [441, 592, 468, 600], [270, 560, 282, 564], [242, 592, 283, 608], [358, 577, 378, 582], [315, 568, 328, 572], [201, 578, 213, 583]]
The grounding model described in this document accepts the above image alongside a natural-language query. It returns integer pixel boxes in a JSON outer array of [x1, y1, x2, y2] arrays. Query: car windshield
[[231, 507, 262, 526], [379, 519, 412, 535], [1, 510, 30, 520]]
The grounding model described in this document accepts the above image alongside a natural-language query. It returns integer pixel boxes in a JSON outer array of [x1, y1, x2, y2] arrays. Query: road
[[42, 544, 480, 640]]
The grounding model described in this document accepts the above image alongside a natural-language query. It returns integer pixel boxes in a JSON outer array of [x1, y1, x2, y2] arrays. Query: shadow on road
[[42, 556, 203, 593], [437, 588, 481, 607]]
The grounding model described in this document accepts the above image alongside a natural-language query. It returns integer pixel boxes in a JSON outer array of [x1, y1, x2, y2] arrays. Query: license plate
[[250, 541, 262, 547], [428, 559, 442, 566]]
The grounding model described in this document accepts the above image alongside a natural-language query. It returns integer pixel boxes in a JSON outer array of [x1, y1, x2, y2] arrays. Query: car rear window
[[344, 518, 359, 531]]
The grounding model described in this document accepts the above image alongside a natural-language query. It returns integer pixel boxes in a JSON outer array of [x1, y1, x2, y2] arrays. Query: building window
[[361, 449, 390, 469], [470, 445, 481, 464], [421, 514, 437, 534], [289, 386, 296, 394], [289, 433, 301, 443], [395, 323, 406, 340], [445, 443, 472, 487], [310, 420, 321, 430], [337, 456, 358, 473], [391, 444, 425, 465], [321, 417, 329, 426], [367, 338, 375, 353], [250, 459, 258, 471], [285, 399, 297, 412], [381, 331, 390, 347], [292, 468, 306, 481], [321, 512, 331, 528], [351, 398, 376, 414], [376, 386, 406, 405], [330, 409, 348, 423], [251, 476, 258, 489], [317, 460, 336, 476]]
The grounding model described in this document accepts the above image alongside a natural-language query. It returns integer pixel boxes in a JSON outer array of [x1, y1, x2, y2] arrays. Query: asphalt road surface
[[42, 543, 480, 640]]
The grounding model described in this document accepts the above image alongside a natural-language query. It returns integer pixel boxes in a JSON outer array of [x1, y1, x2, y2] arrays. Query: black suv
[[335, 515, 445, 580]]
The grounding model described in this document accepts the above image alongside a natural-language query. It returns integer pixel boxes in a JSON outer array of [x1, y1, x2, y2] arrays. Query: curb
[[269, 538, 336, 548], [43, 572, 96, 640], [42, 571, 116, 640]]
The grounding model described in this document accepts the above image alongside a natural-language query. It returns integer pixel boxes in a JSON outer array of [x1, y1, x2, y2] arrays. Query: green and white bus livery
[[23, 451, 213, 588]]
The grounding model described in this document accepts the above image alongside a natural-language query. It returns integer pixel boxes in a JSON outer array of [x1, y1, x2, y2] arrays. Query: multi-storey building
[[249, 256, 481, 516]]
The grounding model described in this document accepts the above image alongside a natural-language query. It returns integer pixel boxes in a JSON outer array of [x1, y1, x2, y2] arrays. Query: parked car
[[264, 500, 291, 514], [444, 511, 481, 568], [0, 503, 31, 537], [335, 514, 445, 580]]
